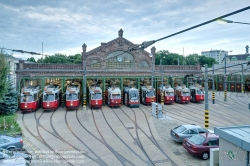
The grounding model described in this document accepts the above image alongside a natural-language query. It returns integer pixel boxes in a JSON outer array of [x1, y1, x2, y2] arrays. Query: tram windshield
[[146, 91, 155, 97], [165, 92, 174, 96], [92, 93, 102, 99], [43, 94, 55, 101], [129, 91, 138, 100], [111, 93, 121, 99], [21, 95, 34, 102], [182, 92, 190, 96], [196, 89, 203, 94], [67, 94, 78, 100]]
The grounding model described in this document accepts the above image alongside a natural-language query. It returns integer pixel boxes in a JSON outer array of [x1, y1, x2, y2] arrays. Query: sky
[[0, 0, 250, 60]]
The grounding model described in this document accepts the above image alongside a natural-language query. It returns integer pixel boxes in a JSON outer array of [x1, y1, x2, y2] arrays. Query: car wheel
[[202, 152, 209, 160], [7, 147, 16, 151]]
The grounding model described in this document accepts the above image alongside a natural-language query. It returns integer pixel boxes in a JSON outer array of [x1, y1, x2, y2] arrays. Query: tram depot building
[[15, 29, 202, 100]]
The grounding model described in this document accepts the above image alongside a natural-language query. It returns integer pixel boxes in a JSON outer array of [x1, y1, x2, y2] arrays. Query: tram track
[[110, 108, 154, 165], [90, 108, 136, 166], [119, 107, 177, 166], [217, 91, 250, 120], [35, 110, 73, 166], [178, 98, 240, 126], [65, 110, 108, 166], [99, 108, 151, 165], [22, 112, 59, 166]]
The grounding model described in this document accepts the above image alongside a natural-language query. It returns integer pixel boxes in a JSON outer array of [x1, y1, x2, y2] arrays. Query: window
[[106, 51, 135, 69], [207, 139, 219, 146], [174, 126, 186, 133], [188, 135, 206, 145], [55, 93, 59, 100], [92, 93, 102, 99], [67, 94, 78, 100], [111, 94, 120, 99], [21, 95, 33, 102], [43, 94, 55, 101], [146, 91, 155, 97], [139, 61, 149, 68], [166, 92, 174, 96], [196, 90, 203, 94], [182, 92, 190, 96], [90, 60, 101, 68], [129, 91, 138, 100], [182, 130, 189, 134], [34, 93, 38, 100], [189, 129, 198, 134], [197, 128, 207, 133]]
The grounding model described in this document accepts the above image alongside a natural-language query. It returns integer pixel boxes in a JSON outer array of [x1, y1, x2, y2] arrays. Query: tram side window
[[34, 94, 38, 101], [55, 93, 59, 100]]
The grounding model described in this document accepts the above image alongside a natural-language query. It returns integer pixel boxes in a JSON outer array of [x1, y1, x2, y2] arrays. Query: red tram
[[20, 86, 42, 112], [42, 85, 61, 111], [140, 85, 156, 105], [157, 85, 174, 104], [174, 84, 190, 104], [189, 84, 204, 103], [105, 86, 121, 107], [65, 83, 80, 110], [89, 86, 102, 109], [123, 86, 140, 107]]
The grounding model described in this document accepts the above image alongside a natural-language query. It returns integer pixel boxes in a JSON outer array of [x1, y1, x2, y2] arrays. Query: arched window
[[106, 51, 135, 69], [139, 61, 149, 68], [90, 60, 101, 68]]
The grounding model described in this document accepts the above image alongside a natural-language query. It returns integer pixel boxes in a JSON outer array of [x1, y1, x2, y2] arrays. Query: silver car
[[170, 124, 212, 142]]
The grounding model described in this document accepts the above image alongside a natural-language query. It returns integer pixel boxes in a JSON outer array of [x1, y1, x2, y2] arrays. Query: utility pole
[[241, 64, 244, 93], [204, 64, 209, 128], [160, 59, 164, 105], [42, 42, 43, 63], [151, 46, 156, 89], [82, 43, 87, 111], [212, 62, 215, 104], [224, 54, 227, 101], [183, 47, 184, 65]]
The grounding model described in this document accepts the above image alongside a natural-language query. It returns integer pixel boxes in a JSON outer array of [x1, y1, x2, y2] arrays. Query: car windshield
[[111, 94, 120, 99], [130, 92, 138, 100], [43, 94, 55, 101], [174, 126, 186, 133], [166, 92, 174, 96], [196, 89, 203, 94], [21, 95, 33, 102], [146, 91, 154, 97], [182, 92, 190, 96], [188, 134, 206, 145], [67, 94, 78, 100], [92, 93, 102, 99]]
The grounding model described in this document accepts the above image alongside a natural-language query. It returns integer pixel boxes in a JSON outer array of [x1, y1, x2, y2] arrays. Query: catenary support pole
[[212, 62, 215, 104], [205, 64, 209, 128]]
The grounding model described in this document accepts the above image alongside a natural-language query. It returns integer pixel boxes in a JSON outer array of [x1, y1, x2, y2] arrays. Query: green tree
[[155, 50, 184, 65], [0, 50, 9, 102], [36, 53, 82, 64], [27, 57, 36, 62], [185, 54, 199, 65], [0, 78, 18, 115]]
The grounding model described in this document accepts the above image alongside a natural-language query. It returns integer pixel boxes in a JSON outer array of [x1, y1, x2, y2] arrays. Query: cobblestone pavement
[[152, 117, 209, 166], [23, 135, 58, 166]]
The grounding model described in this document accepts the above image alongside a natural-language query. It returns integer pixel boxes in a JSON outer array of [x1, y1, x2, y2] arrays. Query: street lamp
[[82, 43, 87, 111], [216, 18, 250, 25]]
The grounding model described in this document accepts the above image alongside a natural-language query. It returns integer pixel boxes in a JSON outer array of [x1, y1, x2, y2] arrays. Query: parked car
[[0, 157, 31, 166], [0, 135, 23, 150], [170, 124, 213, 142], [182, 132, 219, 160], [0, 148, 32, 162]]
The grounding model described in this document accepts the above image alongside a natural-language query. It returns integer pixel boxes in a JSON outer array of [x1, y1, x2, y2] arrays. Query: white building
[[201, 50, 229, 64], [4, 54, 21, 90]]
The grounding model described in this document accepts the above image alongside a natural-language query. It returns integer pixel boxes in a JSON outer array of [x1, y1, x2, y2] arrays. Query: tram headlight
[[71, 103, 73, 106], [25, 106, 27, 108]]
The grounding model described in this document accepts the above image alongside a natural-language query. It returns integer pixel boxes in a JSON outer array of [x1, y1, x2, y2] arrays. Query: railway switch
[[151, 102, 163, 118]]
